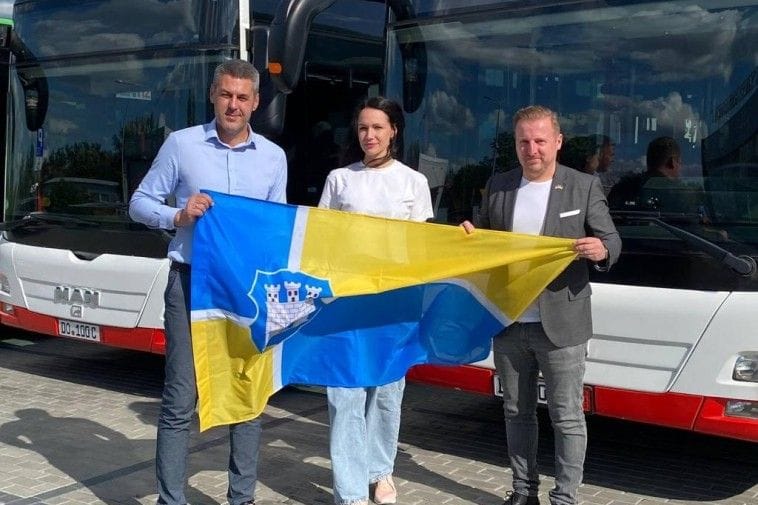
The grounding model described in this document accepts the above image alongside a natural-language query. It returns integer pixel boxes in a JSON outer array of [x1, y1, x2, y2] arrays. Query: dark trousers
[[156, 267, 262, 505], [493, 322, 587, 505]]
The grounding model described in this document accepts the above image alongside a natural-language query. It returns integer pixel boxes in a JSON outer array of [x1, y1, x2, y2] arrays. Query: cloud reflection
[[22, 0, 198, 58], [429, 90, 476, 133], [418, 1, 751, 86]]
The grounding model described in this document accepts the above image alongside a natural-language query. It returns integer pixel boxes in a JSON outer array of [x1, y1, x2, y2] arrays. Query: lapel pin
[[554, 184, 564, 190]]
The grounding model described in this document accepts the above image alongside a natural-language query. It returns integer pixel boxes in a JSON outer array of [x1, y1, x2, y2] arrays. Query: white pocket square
[[559, 209, 581, 218]]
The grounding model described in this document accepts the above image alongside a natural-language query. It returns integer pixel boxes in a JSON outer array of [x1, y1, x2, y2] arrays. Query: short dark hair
[[646, 136, 680, 173], [593, 134, 612, 149], [211, 59, 260, 93], [560, 135, 598, 172]]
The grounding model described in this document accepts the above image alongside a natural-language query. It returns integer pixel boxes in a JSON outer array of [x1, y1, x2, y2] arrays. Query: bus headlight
[[733, 353, 758, 382], [725, 400, 758, 419]]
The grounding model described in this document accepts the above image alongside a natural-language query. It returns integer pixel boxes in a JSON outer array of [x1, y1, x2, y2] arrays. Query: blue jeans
[[493, 322, 587, 505], [156, 268, 262, 505], [327, 379, 405, 505]]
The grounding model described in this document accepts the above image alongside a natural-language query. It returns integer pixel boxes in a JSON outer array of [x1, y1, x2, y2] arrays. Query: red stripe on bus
[[408, 365, 757, 442], [4, 307, 754, 442], [693, 396, 758, 442], [593, 387, 758, 442], [592, 386, 703, 429], [0, 305, 165, 354], [407, 364, 496, 395]]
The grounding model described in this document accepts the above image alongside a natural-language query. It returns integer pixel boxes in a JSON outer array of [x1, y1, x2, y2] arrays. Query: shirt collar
[[205, 119, 257, 149]]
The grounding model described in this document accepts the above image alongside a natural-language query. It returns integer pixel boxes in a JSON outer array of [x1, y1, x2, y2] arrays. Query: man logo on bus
[[53, 286, 101, 308]]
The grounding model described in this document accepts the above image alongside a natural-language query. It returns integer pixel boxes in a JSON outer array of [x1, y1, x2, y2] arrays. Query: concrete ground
[[1, 332, 756, 505]]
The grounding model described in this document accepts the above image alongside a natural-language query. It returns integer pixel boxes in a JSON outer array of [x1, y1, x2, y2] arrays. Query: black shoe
[[503, 491, 539, 505]]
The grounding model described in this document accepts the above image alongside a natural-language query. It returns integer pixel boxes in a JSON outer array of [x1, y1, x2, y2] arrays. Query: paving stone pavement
[[0, 334, 756, 505]]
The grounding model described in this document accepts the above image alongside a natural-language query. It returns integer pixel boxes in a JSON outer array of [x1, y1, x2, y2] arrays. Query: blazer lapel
[[502, 169, 522, 231], [542, 165, 569, 236]]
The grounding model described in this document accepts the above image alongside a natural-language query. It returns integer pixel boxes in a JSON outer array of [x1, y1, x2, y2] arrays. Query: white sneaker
[[373, 476, 397, 505]]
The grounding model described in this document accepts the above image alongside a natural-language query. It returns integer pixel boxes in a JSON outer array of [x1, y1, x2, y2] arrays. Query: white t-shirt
[[512, 177, 552, 322], [318, 160, 434, 222]]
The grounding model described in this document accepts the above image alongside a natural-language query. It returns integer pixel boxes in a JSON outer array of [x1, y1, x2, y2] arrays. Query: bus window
[[385, 0, 758, 291]]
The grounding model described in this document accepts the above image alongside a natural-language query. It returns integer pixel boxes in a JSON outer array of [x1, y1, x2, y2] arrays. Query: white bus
[[0, 0, 386, 351], [1, 0, 756, 442], [266, 0, 758, 442], [0, 1, 12, 211]]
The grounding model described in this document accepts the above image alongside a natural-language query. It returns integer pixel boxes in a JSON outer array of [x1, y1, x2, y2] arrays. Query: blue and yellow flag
[[191, 191, 576, 430]]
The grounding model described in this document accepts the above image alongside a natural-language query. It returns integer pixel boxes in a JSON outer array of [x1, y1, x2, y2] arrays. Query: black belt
[[170, 261, 191, 274]]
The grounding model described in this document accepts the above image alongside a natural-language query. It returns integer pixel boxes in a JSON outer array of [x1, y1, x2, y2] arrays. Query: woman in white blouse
[[318, 96, 433, 505]]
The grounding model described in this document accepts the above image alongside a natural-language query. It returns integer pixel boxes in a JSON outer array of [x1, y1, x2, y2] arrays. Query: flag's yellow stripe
[[193, 206, 578, 431], [192, 318, 275, 430], [300, 208, 576, 319]]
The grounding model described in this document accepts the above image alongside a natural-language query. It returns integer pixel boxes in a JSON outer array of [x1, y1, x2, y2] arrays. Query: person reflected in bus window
[[306, 120, 340, 205], [129, 59, 287, 505], [559, 135, 600, 174], [318, 96, 433, 505], [597, 135, 614, 171], [608, 136, 703, 215], [462, 105, 621, 505], [561, 134, 615, 194], [594, 135, 616, 193]]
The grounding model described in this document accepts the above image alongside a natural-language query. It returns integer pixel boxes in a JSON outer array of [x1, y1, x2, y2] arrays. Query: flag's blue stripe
[[279, 283, 503, 387], [193, 192, 504, 389], [192, 191, 298, 314]]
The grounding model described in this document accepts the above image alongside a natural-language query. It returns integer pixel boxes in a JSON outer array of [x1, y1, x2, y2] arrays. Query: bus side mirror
[[256, 0, 338, 137], [22, 78, 48, 131], [386, 0, 426, 113], [249, 25, 276, 136], [398, 27, 426, 114], [9, 31, 49, 131], [249, 25, 286, 138], [268, 0, 337, 94], [0, 24, 10, 48]]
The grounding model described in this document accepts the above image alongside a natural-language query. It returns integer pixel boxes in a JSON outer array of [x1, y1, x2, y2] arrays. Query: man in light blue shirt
[[129, 59, 286, 505]]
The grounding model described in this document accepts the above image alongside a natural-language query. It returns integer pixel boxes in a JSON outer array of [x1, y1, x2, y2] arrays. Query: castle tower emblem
[[249, 269, 333, 350], [263, 281, 324, 338]]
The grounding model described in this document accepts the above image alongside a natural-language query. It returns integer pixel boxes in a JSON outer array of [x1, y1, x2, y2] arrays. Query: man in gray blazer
[[478, 106, 621, 505]]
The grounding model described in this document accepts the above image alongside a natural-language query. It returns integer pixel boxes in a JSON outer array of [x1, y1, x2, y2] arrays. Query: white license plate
[[58, 319, 101, 342], [493, 374, 547, 404]]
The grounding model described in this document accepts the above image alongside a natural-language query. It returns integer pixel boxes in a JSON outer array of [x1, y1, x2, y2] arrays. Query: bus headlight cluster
[[733, 353, 758, 382], [725, 400, 758, 419]]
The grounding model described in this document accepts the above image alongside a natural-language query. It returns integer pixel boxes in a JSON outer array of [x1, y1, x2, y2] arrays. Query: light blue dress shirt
[[129, 119, 287, 264]]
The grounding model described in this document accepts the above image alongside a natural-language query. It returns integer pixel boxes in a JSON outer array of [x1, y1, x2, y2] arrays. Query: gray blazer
[[480, 164, 621, 347]]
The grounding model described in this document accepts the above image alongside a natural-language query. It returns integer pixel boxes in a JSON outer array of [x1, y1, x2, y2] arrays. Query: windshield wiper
[[0, 212, 101, 232], [611, 210, 757, 277]]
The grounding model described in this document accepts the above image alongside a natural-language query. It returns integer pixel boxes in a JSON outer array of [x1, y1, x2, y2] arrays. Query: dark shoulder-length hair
[[340, 96, 405, 167]]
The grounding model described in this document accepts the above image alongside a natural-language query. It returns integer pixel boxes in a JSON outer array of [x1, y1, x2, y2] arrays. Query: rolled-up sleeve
[[129, 134, 181, 230]]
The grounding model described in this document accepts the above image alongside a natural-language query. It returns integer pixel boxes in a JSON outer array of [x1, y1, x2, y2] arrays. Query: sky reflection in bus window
[[386, 0, 757, 290], [13, 0, 238, 58]]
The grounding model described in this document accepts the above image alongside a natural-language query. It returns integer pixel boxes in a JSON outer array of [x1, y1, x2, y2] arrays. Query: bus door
[[287, 61, 380, 206], [259, 0, 388, 205]]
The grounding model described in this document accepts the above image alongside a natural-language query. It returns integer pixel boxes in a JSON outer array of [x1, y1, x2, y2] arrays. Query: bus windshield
[[386, 0, 758, 291], [5, 0, 240, 257]]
